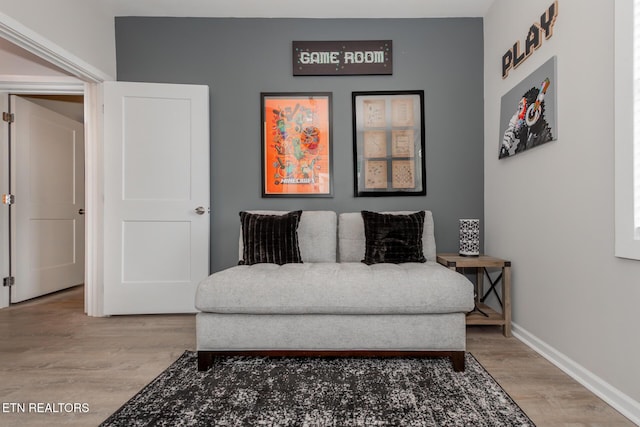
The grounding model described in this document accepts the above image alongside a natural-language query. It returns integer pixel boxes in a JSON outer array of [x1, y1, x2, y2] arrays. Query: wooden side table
[[436, 253, 511, 337]]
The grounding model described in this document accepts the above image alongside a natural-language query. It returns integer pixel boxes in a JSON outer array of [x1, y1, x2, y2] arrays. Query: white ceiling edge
[[103, 0, 495, 19]]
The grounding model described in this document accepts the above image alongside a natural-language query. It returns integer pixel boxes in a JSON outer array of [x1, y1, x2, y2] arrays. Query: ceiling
[[102, 0, 495, 18]]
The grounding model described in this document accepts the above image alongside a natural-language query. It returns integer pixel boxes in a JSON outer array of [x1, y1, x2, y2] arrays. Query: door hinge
[[2, 112, 14, 123], [3, 276, 15, 287], [2, 194, 15, 205]]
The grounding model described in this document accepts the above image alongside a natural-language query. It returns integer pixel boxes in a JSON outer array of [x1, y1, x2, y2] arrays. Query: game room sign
[[293, 40, 392, 76]]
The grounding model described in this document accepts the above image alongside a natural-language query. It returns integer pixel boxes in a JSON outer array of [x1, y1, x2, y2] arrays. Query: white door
[[10, 95, 85, 303], [103, 82, 209, 315]]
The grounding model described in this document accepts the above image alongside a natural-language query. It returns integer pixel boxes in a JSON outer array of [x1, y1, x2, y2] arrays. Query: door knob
[[78, 209, 85, 215], [194, 206, 206, 215]]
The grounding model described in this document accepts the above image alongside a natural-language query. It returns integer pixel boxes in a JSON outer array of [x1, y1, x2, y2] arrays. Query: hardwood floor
[[0, 286, 634, 426]]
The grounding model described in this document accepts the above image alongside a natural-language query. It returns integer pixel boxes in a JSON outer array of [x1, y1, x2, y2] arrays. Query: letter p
[[502, 50, 513, 79]]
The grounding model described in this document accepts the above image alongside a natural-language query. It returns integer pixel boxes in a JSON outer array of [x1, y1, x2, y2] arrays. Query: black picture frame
[[352, 90, 426, 197], [261, 92, 333, 198]]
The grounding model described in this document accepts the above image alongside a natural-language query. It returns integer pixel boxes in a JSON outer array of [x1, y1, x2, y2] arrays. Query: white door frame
[[0, 92, 8, 310], [0, 13, 113, 316]]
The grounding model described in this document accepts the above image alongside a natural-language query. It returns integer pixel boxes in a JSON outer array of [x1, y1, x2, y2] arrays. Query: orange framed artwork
[[261, 92, 333, 197]]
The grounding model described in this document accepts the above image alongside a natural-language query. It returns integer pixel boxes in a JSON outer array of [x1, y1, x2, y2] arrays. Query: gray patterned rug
[[101, 351, 535, 426]]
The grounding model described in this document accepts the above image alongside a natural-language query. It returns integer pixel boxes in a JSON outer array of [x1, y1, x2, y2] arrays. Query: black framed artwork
[[352, 90, 426, 197]]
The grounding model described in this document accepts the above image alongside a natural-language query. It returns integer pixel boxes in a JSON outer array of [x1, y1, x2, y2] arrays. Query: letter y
[[540, 1, 558, 39]]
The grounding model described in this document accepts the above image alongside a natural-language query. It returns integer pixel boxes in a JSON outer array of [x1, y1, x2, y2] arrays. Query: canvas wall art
[[499, 56, 558, 159]]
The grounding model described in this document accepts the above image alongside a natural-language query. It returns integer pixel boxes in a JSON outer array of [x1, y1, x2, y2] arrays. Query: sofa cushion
[[361, 210, 426, 264], [339, 211, 437, 262], [239, 210, 302, 265], [196, 262, 474, 315], [239, 211, 337, 263]]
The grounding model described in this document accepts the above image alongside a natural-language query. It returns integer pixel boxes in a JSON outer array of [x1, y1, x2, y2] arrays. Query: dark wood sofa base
[[197, 350, 465, 372]]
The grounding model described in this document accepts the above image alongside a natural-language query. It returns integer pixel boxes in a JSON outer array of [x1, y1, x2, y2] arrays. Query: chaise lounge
[[195, 210, 474, 371]]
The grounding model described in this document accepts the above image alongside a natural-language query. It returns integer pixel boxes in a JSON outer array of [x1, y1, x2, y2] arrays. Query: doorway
[[0, 23, 94, 312], [4, 94, 85, 304]]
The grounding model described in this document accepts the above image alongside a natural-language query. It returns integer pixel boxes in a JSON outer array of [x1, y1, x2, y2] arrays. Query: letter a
[[525, 24, 541, 56]]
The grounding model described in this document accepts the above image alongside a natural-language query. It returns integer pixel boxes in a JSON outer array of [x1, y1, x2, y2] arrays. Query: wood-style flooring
[[0, 286, 634, 426]]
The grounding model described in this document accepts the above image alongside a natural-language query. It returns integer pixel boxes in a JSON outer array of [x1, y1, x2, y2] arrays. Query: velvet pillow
[[361, 210, 427, 265], [239, 210, 303, 265]]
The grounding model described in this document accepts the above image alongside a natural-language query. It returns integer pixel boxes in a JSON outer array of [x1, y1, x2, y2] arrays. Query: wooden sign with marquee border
[[293, 40, 392, 76]]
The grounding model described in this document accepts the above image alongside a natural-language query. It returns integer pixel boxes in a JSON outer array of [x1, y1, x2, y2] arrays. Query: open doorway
[[0, 33, 89, 311], [4, 94, 85, 305]]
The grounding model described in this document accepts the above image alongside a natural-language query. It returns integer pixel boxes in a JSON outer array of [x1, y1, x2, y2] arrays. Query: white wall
[[0, 0, 115, 78], [484, 0, 640, 420]]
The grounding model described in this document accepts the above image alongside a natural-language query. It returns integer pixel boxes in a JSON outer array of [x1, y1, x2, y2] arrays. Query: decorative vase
[[459, 219, 480, 256]]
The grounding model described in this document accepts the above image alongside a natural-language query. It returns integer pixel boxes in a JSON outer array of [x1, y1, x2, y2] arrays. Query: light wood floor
[[0, 286, 634, 426]]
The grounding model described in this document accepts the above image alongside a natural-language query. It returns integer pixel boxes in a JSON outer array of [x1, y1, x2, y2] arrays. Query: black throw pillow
[[239, 210, 303, 265], [361, 210, 427, 265]]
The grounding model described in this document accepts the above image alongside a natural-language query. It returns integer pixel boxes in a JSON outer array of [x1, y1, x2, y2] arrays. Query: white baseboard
[[512, 322, 640, 426]]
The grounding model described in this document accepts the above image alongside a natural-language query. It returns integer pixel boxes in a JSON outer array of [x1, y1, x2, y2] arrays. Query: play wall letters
[[501, 1, 558, 79]]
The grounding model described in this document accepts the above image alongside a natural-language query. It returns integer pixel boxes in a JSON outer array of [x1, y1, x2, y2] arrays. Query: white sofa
[[195, 210, 474, 371]]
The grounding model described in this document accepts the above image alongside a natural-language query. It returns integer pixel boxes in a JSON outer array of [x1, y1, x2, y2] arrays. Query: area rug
[[101, 351, 535, 426]]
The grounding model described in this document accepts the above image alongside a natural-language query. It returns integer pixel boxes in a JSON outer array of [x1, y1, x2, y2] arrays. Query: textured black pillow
[[361, 210, 427, 265], [239, 210, 303, 265]]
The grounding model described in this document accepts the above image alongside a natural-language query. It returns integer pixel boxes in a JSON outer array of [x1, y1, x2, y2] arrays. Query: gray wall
[[115, 17, 484, 272]]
